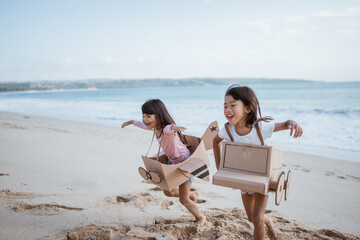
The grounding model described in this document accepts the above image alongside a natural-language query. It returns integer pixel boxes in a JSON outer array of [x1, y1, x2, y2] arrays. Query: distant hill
[[0, 78, 312, 92]]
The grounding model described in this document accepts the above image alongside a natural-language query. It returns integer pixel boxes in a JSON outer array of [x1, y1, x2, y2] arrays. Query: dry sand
[[1, 111, 360, 240]]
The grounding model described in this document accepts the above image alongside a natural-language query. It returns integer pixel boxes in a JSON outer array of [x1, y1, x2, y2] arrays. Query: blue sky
[[0, 0, 359, 82]]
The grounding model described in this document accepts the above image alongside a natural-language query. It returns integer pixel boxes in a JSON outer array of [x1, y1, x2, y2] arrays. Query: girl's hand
[[171, 124, 187, 133], [122, 120, 134, 128], [286, 120, 303, 138]]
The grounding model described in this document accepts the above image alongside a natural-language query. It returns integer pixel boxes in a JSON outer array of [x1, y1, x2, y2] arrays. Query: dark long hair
[[141, 99, 175, 129], [225, 84, 273, 127]]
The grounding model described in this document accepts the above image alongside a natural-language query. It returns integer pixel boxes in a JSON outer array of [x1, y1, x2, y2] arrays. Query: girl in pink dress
[[122, 99, 206, 225]]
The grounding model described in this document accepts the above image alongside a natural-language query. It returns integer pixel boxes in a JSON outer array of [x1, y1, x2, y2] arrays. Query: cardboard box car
[[213, 141, 283, 194]]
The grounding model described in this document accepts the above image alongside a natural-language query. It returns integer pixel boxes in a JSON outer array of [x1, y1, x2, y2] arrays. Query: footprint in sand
[[196, 199, 206, 204], [273, 215, 291, 224], [115, 195, 131, 203], [149, 187, 163, 191], [0, 189, 41, 199], [347, 174, 360, 182], [12, 202, 83, 215], [337, 175, 347, 180], [110, 192, 174, 210], [324, 171, 348, 180], [325, 171, 335, 176]]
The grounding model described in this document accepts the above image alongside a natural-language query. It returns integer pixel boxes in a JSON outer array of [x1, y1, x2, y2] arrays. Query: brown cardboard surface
[[140, 121, 219, 191], [213, 141, 283, 195]]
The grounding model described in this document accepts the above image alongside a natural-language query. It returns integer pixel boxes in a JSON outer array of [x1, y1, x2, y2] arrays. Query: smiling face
[[224, 95, 250, 126], [142, 113, 158, 129]]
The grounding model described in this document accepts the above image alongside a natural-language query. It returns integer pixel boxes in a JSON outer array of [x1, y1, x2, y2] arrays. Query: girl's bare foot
[[195, 215, 207, 226], [265, 218, 278, 240]]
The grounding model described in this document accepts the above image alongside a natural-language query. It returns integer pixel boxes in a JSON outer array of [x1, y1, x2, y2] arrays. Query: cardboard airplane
[[138, 121, 219, 191]]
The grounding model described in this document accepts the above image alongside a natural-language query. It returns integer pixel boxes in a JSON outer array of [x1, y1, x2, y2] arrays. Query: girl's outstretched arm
[[213, 135, 223, 170], [122, 120, 134, 128], [122, 120, 151, 130], [274, 120, 303, 138], [170, 124, 187, 132], [163, 124, 187, 135]]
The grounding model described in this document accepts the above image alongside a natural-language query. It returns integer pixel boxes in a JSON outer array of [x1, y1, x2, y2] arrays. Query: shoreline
[[1, 111, 360, 239], [1, 110, 359, 164]]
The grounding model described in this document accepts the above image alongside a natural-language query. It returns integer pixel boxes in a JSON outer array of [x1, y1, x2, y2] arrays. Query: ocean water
[[1, 81, 359, 156]]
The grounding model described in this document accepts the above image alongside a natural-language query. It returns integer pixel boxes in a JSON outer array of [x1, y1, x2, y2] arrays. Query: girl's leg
[[178, 182, 206, 225], [241, 192, 255, 222], [252, 193, 277, 240], [242, 193, 277, 240], [163, 188, 199, 203], [163, 188, 179, 197]]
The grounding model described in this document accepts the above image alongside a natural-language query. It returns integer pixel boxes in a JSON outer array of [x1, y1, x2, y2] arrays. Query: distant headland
[[0, 78, 313, 92]]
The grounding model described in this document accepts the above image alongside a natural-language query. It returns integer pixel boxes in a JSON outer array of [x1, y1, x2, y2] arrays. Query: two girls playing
[[122, 85, 303, 239]]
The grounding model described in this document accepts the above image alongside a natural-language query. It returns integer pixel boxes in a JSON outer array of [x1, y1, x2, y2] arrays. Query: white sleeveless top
[[218, 121, 274, 145]]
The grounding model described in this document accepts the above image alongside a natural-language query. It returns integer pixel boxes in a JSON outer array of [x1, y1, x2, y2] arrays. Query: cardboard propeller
[[138, 121, 219, 191]]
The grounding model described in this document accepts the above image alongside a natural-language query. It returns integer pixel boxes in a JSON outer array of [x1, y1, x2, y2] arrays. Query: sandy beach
[[1, 111, 360, 240]]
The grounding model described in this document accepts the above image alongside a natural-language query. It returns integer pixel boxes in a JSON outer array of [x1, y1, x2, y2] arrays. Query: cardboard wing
[[212, 141, 282, 194], [200, 121, 220, 151], [140, 121, 219, 191], [179, 121, 219, 179]]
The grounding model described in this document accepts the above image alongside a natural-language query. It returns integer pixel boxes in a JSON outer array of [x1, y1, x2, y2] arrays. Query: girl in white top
[[213, 85, 303, 240]]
